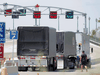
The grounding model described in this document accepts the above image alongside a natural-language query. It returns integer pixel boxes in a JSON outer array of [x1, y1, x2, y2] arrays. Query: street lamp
[[95, 18, 98, 41], [58, 16, 60, 31], [77, 16, 79, 32], [88, 17, 90, 35], [96, 18, 98, 32]]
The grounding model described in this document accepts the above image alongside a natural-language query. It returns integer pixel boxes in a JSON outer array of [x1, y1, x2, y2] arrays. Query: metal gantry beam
[[0, 3, 87, 34], [0, 3, 34, 12], [26, 6, 86, 14]]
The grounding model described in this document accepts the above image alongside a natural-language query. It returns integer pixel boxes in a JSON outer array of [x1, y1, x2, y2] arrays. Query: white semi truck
[[75, 32, 92, 68], [17, 26, 57, 71], [56, 32, 93, 69], [67, 32, 93, 69]]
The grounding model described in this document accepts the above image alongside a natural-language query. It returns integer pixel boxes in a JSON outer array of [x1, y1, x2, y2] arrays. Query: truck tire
[[69, 62, 75, 69], [23, 67, 28, 71], [32, 67, 36, 71], [18, 67, 28, 71], [18, 67, 21, 71], [88, 61, 91, 68], [53, 57, 57, 71], [64, 58, 67, 69], [69, 66, 75, 69], [49, 64, 53, 71]]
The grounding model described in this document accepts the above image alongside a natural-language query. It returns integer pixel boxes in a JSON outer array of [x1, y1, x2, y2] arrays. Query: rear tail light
[[19, 57, 25, 59], [40, 58, 46, 59], [31, 58, 35, 59], [58, 57, 59, 59], [61, 55, 63, 57]]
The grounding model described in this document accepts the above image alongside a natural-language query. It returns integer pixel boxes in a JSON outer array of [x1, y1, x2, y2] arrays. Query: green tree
[[91, 30, 96, 36]]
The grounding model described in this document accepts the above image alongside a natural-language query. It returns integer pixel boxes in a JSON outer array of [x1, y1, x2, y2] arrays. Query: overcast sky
[[0, 0, 100, 34]]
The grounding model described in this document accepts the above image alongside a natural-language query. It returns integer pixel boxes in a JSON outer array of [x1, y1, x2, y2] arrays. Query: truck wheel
[[23, 67, 28, 71], [18, 67, 21, 71], [32, 67, 36, 71], [88, 62, 91, 68], [49, 64, 53, 71], [72, 66, 75, 69], [64, 58, 67, 69], [53, 57, 56, 71], [18, 67, 28, 71], [69, 66, 75, 69], [24, 67, 28, 71], [53, 61, 57, 71]]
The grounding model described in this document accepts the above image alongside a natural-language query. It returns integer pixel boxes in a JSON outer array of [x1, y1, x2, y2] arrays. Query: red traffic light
[[4, 9, 12, 16], [50, 11, 57, 19], [33, 11, 41, 18]]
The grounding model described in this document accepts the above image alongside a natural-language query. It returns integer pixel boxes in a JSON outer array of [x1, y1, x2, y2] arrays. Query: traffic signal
[[66, 11, 73, 19], [50, 11, 57, 19], [12, 12, 20, 19], [4, 9, 12, 16], [19, 9, 26, 16], [33, 11, 41, 18]]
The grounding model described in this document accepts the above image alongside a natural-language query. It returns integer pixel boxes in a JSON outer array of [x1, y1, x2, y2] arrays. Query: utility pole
[[58, 16, 60, 31], [95, 18, 98, 41], [12, 19, 14, 66], [96, 18, 98, 32], [35, 7, 37, 26], [88, 17, 90, 35], [77, 16, 79, 32], [39, 19, 40, 26], [85, 14, 87, 34]]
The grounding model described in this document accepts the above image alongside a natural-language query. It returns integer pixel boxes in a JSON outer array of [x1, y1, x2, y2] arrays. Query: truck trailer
[[56, 31, 76, 69], [17, 26, 57, 71], [75, 32, 92, 68]]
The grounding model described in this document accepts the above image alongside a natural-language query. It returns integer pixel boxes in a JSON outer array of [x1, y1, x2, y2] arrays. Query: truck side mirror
[[91, 48, 93, 53]]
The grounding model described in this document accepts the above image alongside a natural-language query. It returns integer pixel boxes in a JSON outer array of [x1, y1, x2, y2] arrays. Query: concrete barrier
[[1, 66, 18, 75], [90, 40, 100, 46], [0, 59, 18, 75], [6, 66, 18, 74]]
